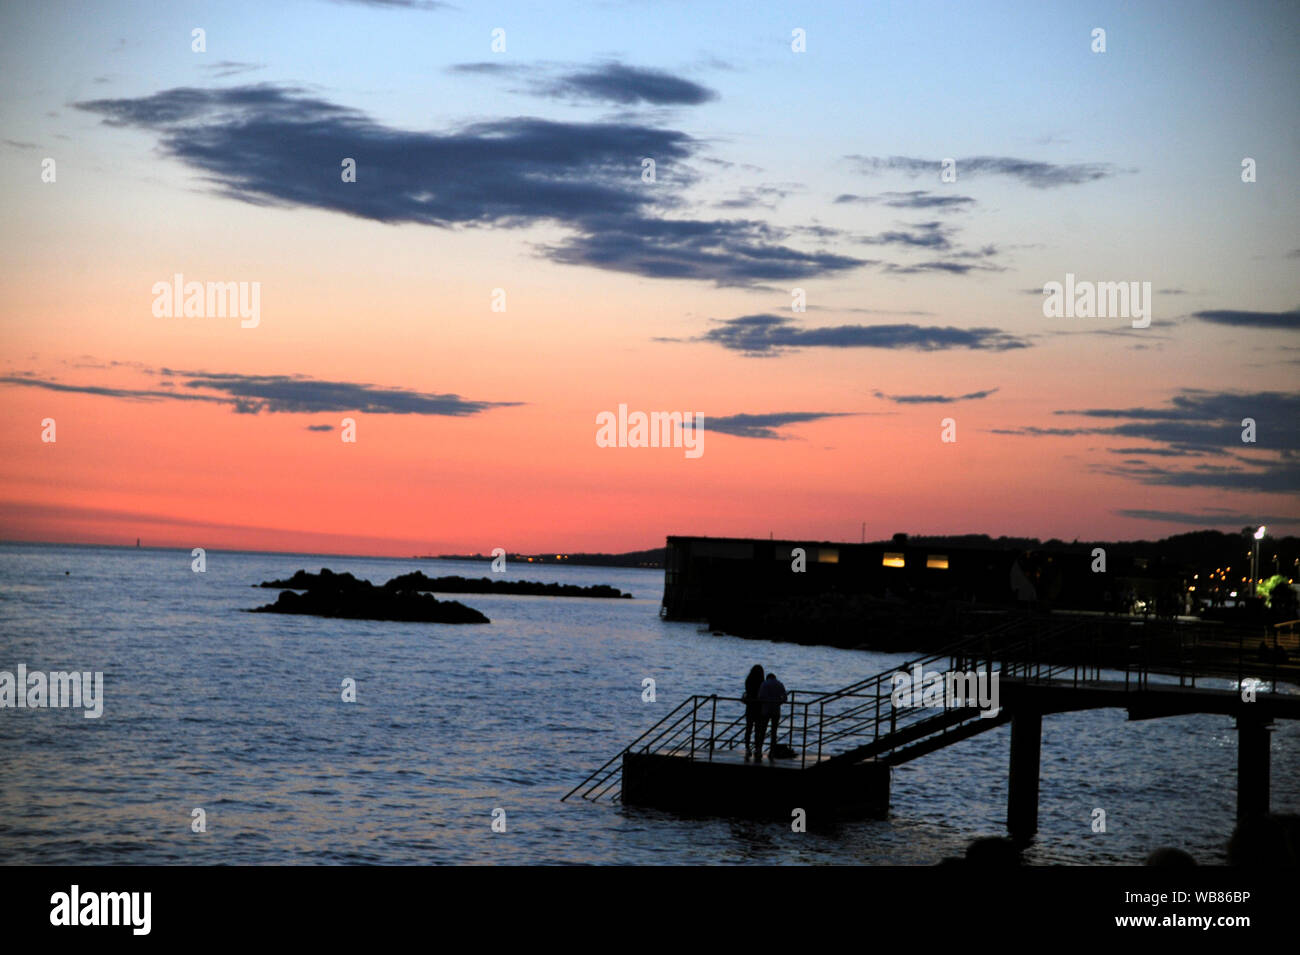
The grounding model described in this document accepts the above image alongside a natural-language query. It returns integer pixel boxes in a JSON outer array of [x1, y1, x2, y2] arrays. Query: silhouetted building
[[661, 534, 1175, 621]]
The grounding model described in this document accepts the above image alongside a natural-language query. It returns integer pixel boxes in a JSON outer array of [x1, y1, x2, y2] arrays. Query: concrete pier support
[[1007, 709, 1042, 839], [1237, 714, 1271, 821]]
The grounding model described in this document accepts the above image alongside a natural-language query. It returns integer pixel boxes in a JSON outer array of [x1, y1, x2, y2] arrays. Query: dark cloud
[[882, 258, 1003, 276], [835, 190, 976, 211], [545, 216, 867, 285], [450, 62, 717, 106], [1192, 307, 1300, 331], [1107, 446, 1203, 457], [994, 389, 1300, 494], [1048, 319, 1177, 338], [76, 84, 853, 286], [1106, 459, 1300, 495], [201, 61, 264, 78], [987, 426, 1098, 437], [78, 85, 694, 221], [0, 374, 224, 404], [855, 218, 1003, 274], [1115, 509, 1299, 527], [448, 62, 513, 75], [0, 370, 517, 417], [700, 314, 1030, 355], [860, 221, 953, 250], [706, 412, 853, 439], [1058, 390, 1300, 452], [850, 155, 1120, 188], [172, 371, 518, 416], [547, 63, 717, 105], [306, 424, 334, 431], [874, 388, 998, 404], [713, 184, 793, 210]]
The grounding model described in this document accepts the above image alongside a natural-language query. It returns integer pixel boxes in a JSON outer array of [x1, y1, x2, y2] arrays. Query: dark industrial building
[[661, 534, 1171, 623]]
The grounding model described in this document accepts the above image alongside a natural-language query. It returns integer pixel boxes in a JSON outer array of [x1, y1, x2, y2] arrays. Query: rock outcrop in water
[[258, 568, 630, 599], [249, 568, 489, 624], [381, 571, 631, 599]]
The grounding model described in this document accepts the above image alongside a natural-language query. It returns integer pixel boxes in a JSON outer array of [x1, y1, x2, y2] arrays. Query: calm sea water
[[0, 541, 1295, 865]]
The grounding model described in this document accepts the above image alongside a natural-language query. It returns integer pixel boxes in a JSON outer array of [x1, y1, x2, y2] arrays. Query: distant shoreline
[[0, 539, 665, 568], [423, 551, 664, 569]]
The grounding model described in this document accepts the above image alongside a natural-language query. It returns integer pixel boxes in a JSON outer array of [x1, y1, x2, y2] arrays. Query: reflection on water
[[0, 542, 1295, 865]]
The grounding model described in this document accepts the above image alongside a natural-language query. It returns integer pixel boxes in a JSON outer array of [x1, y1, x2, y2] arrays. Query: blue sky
[[0, 0, 1296, 551]]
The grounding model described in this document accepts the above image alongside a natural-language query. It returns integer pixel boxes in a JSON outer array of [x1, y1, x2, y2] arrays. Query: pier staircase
[[563, 611, 1297, 824]]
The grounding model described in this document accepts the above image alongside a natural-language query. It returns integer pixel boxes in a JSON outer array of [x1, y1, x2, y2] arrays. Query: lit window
[[882, 553, 905, 568], [818, 548, 839, 564], [926, 555, 949, 570]]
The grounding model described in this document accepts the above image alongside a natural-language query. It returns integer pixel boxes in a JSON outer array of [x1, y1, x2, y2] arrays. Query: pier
[[564, 614, 1300, 835]]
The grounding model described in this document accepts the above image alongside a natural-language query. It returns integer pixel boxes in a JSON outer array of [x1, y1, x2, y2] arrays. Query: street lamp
[[1252, 526, 1266, 596]]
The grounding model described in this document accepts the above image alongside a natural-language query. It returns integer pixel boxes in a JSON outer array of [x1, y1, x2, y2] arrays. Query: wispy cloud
[[988, 426, 1099, 437], [200, 60, 265, 79], [835, 190, 975, 211], [713, 184, 794, 210], [1192, 307, 1300, 331], [546, 63, 717, 105], [1107, 446, 1204, 458], [706, 411, 853, 439], [1115, 508, 1300, 527], [849, 154, 1121, 188], [882, 256, 1003, 276], [993, 389, 1300, 494], [0, 370, 518, 417], [544, 216, 866, 285], [860, 220, 954, 250], [698, 314, 1030, 355], [450, 61, 718, 106], [1059, 391, 1299, 451], [873, 388, 998, 404]]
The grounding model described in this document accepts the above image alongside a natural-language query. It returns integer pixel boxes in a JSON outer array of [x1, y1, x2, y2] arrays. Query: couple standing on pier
[[742, 665, 787, 760]]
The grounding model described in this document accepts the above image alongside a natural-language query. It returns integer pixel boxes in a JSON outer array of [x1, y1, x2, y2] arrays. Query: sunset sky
[[1, 0, 1296, 556]]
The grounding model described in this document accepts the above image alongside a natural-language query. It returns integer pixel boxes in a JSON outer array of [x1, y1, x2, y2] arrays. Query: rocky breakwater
[[250, 568, 489, 624]]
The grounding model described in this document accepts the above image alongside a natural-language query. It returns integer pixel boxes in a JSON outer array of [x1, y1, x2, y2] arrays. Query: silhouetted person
[[742, 664, 764, 758], [1228, 813, 1300, 866], [756, 671, 787, 760], [1145, 847, 1197, 867]]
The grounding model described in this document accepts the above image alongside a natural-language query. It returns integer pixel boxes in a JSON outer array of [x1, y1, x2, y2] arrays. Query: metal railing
[[563, 612, 1286, 802]]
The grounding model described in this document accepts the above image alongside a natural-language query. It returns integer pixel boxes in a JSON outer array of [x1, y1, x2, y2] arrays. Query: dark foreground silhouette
[[249, 568, 489, 624], [259, 569, 630, 599], [933, 813, 1300, 866]]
